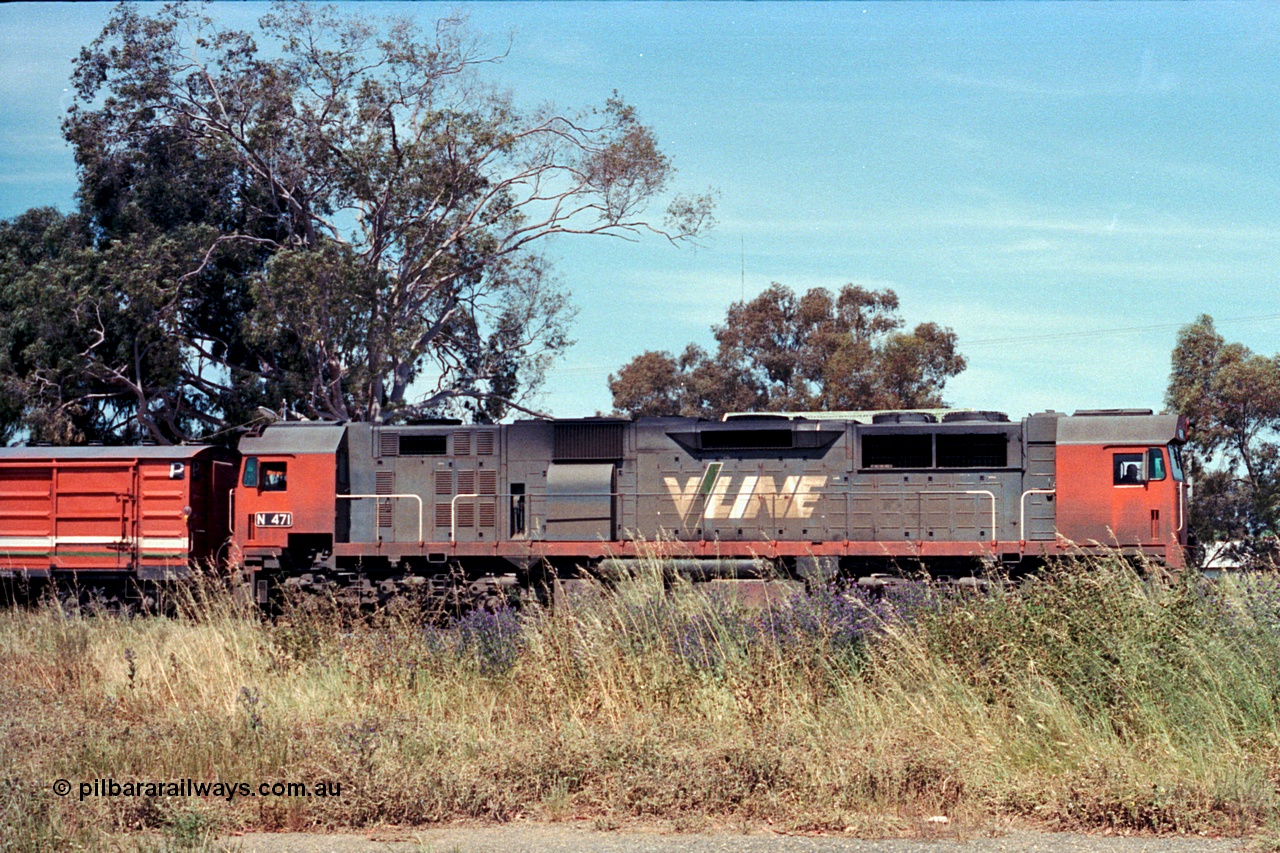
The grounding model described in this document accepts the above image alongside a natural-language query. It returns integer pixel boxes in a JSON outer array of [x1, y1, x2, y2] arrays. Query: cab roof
[[1056, 413, 1186, 446], [239, 424, 346, 455]]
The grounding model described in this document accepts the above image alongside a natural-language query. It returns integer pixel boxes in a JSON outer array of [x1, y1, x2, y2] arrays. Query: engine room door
[[209, 459, 237, 562], [543, 463, 615, 541]]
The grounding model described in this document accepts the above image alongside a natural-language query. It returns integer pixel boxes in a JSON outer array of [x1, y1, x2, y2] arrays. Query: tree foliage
[[609, 283, 965, 419], [1166, 314, 1280, 551], [0, 2, 711, 444]]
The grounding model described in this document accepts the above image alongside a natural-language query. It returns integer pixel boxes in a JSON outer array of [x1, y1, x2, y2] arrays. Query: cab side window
[[261, 462, 288, 491], [1113, 452, 1144, 485], [242, 457, 259, 488], [1147, 448, 1166, 481]]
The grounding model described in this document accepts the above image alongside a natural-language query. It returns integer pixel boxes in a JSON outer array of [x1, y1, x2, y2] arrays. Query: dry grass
[[4, 558, 1280, 850]]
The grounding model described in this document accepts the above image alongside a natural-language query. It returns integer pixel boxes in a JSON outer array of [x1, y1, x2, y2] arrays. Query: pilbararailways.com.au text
[[54, 778, 343, 802]]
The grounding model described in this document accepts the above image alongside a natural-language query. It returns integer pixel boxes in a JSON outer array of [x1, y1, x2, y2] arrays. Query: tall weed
[[2, 557, 1278, 842]]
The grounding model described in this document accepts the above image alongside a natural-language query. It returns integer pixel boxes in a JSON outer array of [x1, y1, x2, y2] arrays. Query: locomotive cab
[[233, 424, 345, 593], [1054, 410, 1189, 568]]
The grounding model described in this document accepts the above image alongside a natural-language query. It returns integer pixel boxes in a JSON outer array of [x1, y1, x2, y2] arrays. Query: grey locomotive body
[[230, 408, 1185, 603]]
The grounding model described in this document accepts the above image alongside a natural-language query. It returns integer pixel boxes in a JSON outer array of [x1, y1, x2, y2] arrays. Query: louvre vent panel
[[434, 504, 452, 528], [379, 432, 399, 457], [478, 470, 497, 494], [475, 431, 495, 455], [434, 472, 452, 496], [479, 500, 496, 527], [455, 502, 475, 527], [375, 471, 394, 528], [457, 470, 476, 494], [453, 431, 471, 456]]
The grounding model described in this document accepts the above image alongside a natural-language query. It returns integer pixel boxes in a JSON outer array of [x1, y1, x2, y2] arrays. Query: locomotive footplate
[[330, 539, 1028, 562]]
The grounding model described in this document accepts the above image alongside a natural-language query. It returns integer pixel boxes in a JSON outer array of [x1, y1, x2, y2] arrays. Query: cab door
[[237, 455, 296, 549], [1109, 447, 1170, 546]]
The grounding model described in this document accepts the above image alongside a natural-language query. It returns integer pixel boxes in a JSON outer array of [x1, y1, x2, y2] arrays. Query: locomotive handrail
[[450, 493, 483, 543], [444, 489, 1002, 543], [917, 489, 998, 542], [336, 493, 423, 542], [451, 490, 654, 542], [1177, 482, 1184, 538], [1018, 488, 1056, 545], [837, 489, 999, 542]]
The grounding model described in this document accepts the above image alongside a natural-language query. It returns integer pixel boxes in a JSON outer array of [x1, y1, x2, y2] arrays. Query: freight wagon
[[0, 445, 237, 599]]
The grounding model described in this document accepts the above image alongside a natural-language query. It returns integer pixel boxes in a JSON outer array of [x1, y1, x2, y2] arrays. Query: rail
[[836, 488, 1000, 542], [328, 486, 1010, 546]]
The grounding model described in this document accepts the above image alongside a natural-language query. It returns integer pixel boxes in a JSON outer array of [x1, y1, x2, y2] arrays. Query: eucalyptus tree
[[1, 2, 711, 443], [609, 283, 965, 419], [1167, 314, 1280, 551]]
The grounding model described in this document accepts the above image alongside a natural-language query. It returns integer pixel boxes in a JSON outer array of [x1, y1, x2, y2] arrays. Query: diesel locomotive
[[0, 407, 1189, 604]]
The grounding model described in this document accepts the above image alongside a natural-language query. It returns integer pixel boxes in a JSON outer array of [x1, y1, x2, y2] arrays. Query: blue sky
[[2, 2, 1278, 421]]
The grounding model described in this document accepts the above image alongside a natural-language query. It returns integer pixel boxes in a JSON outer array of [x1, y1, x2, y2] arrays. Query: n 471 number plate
[[255, 512, 293, 527]]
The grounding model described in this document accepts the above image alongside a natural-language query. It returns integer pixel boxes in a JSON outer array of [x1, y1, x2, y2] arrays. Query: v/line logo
[[664, 467, 828, 522]]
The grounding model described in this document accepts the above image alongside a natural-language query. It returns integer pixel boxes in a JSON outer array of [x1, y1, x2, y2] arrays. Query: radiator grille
[[457, 470, 476, 494], [435, 503, 452, 528], [478, 470, 497, 495], [434, 472, 452, 496], [475, 431, 495, 455], [455, 501, 475, 528], [479, 500, 496, 527], [554, 421, 625, 461]]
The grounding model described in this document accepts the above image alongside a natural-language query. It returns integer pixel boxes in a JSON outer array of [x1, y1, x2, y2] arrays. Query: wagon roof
[[0, 444, 227, 460]]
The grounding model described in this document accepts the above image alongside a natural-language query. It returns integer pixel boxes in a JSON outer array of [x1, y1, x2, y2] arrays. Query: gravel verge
[[219, 825, 1251, 853]]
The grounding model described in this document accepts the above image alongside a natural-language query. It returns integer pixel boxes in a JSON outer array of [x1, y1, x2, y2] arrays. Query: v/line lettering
[[664, 473, 828, 522]]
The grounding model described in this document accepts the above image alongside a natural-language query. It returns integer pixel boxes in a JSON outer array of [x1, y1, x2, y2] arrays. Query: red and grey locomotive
[[0, 408, 1189, 602]]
